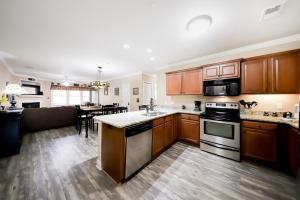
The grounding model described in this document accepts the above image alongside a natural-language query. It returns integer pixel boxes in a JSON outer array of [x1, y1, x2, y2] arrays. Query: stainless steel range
[[200, 102, 240, 161]]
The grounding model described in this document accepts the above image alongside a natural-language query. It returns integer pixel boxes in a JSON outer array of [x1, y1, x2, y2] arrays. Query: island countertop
[[93, 108, 204, 128]]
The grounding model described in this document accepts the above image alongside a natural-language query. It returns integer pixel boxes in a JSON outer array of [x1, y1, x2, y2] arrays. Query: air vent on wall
[[260, 1, 287, 21]]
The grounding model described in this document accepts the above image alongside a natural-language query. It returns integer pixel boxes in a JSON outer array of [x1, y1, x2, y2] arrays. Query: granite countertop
[[240, 114, 299, 129], [94, 108, 203, 128]]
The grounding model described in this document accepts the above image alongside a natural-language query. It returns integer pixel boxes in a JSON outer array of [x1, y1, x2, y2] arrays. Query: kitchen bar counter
[[94, 108, 203, 128], [240, 114, 299, 129]]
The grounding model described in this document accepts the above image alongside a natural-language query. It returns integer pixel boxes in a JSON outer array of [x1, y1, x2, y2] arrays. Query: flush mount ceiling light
[[150, 57, 155, 61], [146, 48, 153, 53], [123, 44, 131, 49], [186, 15, 212, 35]]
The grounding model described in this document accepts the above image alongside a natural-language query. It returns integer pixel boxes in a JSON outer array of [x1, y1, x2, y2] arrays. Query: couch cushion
[[22, 106, 76, 133]]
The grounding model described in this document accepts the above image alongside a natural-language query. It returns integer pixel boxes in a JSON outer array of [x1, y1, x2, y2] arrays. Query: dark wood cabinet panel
[[203, 65, 219, 80], [219, 62, 240, 79], [182, 69, 203, 95], [241, 59, 268, 94], [166, 72, 182, 95], [152, 124, 165, 157], [242, 124, 277, 162], [179, 118, 200, 145], [269, 53, 299, 94], [288, 127, 299, 176]]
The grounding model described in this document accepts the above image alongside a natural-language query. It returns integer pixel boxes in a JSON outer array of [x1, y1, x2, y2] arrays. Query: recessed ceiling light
[[146, 48, 153, 53], [186, 15, 212, 35], [150, 57, 155, 61], [123, 44, 131, 49]]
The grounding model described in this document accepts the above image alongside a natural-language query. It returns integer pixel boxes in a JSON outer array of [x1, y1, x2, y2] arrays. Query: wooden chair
[[75, 105, 93, 138]]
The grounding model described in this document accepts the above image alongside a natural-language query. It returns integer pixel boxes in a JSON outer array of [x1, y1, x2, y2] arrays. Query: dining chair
[[75, 105, 92, 138]]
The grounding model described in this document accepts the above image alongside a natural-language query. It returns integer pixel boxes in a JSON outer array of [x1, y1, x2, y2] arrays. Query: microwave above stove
[[203, 78, 240, 96]]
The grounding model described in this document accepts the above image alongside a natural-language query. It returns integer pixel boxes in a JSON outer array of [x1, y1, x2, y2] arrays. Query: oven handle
[[200, 140, 240, 152], [200, 118, 240, 126]]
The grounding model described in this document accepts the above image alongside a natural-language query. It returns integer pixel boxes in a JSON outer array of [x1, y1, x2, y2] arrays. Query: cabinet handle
[[274, 59, 279, 91]]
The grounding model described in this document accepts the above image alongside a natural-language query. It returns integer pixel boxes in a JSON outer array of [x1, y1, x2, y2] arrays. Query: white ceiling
[[0, 0, 300, 82]]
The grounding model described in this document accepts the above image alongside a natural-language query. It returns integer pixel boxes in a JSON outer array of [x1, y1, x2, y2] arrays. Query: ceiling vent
[[260, 1, 287, 21]]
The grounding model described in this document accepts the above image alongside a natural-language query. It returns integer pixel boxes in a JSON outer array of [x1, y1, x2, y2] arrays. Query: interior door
[[143, 82, 153, 105], [121, 83, 130, 111]]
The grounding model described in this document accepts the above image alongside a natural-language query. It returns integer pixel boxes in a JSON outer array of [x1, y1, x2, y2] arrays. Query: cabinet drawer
[[180, 114, 200, 121], [242, 121, 278, 131], [165, 115, 174, 122], [153, 117, 165, 126]]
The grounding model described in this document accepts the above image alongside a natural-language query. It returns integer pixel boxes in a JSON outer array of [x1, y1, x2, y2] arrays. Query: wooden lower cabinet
[[179, 115, 200, 146], [152, 123, 165, 157], [164, 120, 174, 147], [241, 121, 277, 162]]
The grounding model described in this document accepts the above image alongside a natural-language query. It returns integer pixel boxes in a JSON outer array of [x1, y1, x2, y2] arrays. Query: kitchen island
[[93, 108, 202, 183]]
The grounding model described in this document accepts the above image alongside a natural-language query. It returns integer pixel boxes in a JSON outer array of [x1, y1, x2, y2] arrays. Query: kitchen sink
[[141, 111, 166, 117]]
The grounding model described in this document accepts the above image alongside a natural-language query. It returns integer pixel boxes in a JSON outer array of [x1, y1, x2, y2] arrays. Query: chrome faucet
[[149, 98, 154, 111]]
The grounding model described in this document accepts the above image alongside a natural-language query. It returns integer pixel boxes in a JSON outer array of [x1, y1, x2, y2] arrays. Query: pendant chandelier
[[91, 66, 110, 89]]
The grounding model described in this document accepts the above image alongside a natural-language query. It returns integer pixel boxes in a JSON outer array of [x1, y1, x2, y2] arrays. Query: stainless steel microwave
[[203, 78, 240, 96]]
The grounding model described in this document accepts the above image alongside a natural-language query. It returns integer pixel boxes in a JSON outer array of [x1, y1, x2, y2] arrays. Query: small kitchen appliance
[[203, 78, 240, 96], [194, 101, 201, 111], [200, 102, 240, 161]]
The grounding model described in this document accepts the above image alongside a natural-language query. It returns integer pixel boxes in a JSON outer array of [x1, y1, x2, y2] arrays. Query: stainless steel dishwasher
[[125, 121, 152, 179]]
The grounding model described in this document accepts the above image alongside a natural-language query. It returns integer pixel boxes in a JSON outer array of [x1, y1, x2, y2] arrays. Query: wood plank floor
[[0, 126, 296, 200]]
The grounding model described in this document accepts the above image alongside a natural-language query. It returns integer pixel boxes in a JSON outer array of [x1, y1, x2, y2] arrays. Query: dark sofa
[[22, 106, 76, 133]]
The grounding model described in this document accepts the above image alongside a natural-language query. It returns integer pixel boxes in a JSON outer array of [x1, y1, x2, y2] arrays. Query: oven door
[[200, 118, 240, 149]]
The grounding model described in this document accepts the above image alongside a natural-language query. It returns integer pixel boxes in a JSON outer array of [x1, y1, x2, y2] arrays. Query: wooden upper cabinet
[[269, 53, 299, 94], [241, 58, 268, 94], [202, 65, 219, 80], [166, 72, 182, 95], [182, 69, 203, 95], [219, 62, 240, 78], [203, 61, 240, 81]]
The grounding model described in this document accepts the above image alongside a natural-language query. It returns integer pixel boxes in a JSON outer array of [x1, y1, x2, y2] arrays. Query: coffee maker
[[194, 101, 201, 111]]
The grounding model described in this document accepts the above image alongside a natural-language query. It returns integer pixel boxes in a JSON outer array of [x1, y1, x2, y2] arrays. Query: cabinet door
[[242, 127, 277, 162], [166, 72, 182, 95], [179, 119, 200, 145], [203, 65, 219, 81], [219, 62, 240, 79], [152, 124, 165, 157], [182, 69, 203, 95], [288, 127, 299, 176], [164, 120, 174, 147], [269, 53, 299, 94], [241, 59, 268, 94]]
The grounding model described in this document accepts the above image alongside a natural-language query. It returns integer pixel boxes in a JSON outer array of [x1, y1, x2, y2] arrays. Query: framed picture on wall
[[114, 88, 119, 96], [104, 87, 108, 95], [133, 88, 139, 95]]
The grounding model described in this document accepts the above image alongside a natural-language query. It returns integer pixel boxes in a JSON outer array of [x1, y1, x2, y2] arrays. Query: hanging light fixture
[[91, 66, 110, 89]]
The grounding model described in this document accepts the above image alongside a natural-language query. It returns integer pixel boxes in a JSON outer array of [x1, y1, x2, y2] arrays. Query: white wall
[[0, 61, 12, 93]]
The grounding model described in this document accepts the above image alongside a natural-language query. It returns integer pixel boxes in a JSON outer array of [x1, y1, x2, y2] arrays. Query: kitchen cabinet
[[241, 121, 278, 162], [241, 51, 299, 94], [164, 119, 174, 147], [166, 72, 182, 95], [278, 125, 299, 176], [241, 58, 268, 94], [166, 68, 203, 95], [179, 114, 200, 146], [203, 60, 240, 81], [269, 52, 299, 94], [152, 115, 175, 158], [152, 123, 165, 157], [182, 69, 203, 95]]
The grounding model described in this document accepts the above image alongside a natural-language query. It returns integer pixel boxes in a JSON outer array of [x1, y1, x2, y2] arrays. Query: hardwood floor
[[0, 126, 296, 200]]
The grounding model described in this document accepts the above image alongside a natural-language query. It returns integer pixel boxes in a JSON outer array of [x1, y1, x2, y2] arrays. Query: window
[[51, 90, 67, 106], [82, 91, 90, 103], [69, 90, 81, 105]]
